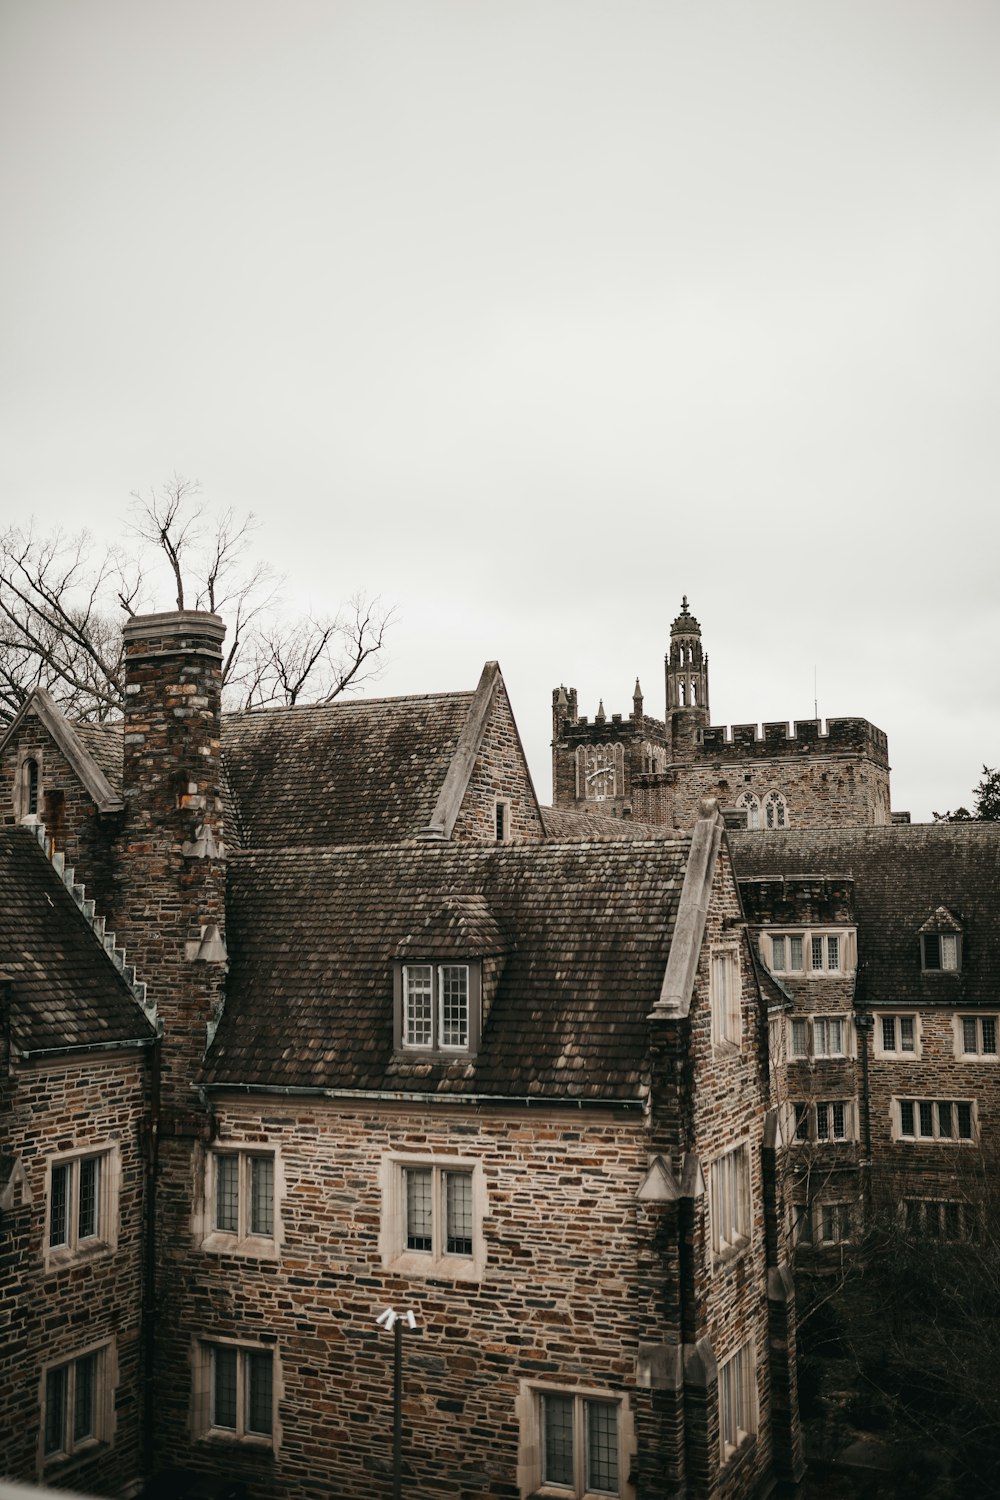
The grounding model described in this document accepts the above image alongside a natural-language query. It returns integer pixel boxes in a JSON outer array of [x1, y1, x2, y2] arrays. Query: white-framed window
[[904, 1200, 966, 1240], [764, 791, 787, 829], [921, 932, 960, 972], [398, 962, 476, 1052], [895, 1098, 975, 1142], [956, 1014, 998, 1058], [719, 1341, 757, 1462], [495, 798, 512, 843], [195, 1340, 276, 1446], [810, 934, 842, 972], [379, 1153, 486, 1280], [736, 791, 761, 830], [201, 1149, 280, 1255], [875, 1013, 920, 1057], [45, 1146, 118, 1266], [789, 1015, 852, 1060], [710, 1143, 751, 1258], [518, 1383, 631, 1499], [768, 933, 804, 973], [710, 946, 741, 1048], [792, 1099, 854, 1143], [818, 1202, 851, 1245], [41, 1341, 114, 1466]]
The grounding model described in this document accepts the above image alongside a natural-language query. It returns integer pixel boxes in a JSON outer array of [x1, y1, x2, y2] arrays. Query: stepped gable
[[220, 690, 476, 847], [0, 824, 155, 1054], [731, 822, 1000, 1010], [209, 837, 689, 1098], [540, 805, 673, 840]]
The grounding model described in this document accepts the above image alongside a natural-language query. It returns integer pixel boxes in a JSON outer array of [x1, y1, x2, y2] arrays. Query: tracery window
[[764, 791, 787, 828]]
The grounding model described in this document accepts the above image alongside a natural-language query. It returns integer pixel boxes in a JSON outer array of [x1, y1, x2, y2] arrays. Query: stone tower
[[665, 596, 709, 763]]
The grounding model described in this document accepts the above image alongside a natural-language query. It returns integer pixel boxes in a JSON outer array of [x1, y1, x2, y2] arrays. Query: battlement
[[556, 711, 667, 744], [702, 717, 888, 766]]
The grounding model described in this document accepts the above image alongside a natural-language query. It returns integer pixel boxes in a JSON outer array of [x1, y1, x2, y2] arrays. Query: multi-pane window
[[710, 948, 741, 1047], [206, 1344, 274, 1441], [736, 792, 761, 829], [904, 1200, 964, 1239], [880, 1014, 917, 1054], [404, 1165, 474, 1259], [719, 1342, 756, 1461], [819, 1202, 851, 1244], [897, 1098, 974, 1141], [710, 1144, 751, 1256], [922, 933, 960, 971], [402, 964, 470, 1051], [810, 935, 841, 972], [792, 1100, 852, 1143], [958, 1015, 997, 1057], [769, 934, 804, 973], [212, 1152, 275, 1241], [43, 1348, 107, 1461], [538, 1391, 621, 1497], [790, 1015, 850, 1059], [764, 792, 787, 829], [48, 1151, 111, 1257]]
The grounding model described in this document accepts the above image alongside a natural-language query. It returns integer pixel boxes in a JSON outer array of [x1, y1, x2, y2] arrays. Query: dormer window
[[402, 964, 473, 1051], [922, 933, 959, 972], [919, 907, 962, 973]]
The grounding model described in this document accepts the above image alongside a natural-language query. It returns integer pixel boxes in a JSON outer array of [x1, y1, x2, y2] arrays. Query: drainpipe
[[142, 1034, 162, 1480]]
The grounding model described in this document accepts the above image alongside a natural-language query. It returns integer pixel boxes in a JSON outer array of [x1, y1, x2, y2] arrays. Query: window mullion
[[575, 1394, 586, 1496]]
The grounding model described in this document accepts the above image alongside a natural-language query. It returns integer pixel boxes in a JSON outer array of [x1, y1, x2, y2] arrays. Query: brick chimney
[[117, 611, 228, 1114]]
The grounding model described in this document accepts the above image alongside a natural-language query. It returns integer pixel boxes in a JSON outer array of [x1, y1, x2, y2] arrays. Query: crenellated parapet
[[702, 717, 889, 766]]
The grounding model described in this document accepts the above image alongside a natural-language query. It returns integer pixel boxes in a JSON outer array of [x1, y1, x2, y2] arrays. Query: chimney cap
[[123, 610, 226, 646]]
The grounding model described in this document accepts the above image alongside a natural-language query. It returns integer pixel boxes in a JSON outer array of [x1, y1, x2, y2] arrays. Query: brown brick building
[[0, 612, 802, 1499]]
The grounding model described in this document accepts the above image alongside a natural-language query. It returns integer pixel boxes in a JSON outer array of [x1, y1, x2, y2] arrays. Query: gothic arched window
[[736, 792, 761, 830], [765, 792, 788, 829], [23, 758, 39, 817]]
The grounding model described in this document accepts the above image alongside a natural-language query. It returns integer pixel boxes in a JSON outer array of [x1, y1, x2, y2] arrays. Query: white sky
[[2, 1, 998, 820]]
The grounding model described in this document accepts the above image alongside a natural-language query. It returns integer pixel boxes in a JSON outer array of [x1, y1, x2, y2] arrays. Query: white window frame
[[379, 1153, 486, 1281], [874, 1012, 921, 1059], [765, 929, 855, 977], [199, 1148, 281, 1257], [788, 1014, 853, 1061], [710, 945, 741, 1049], [954, 1014, 998, 1059], [921, 931, 961, 972], [767, 932, 805, 974], [710, 1142, 751, 1260], [39, 1339, 116, 1470], [894, 1097, 977, 1142], [516, 1381, 634, 1500], [718, 1341, 757, 1463], [790, 1099, 855, 1144], [397, 962, 478, 1053], [43, 1145, 119, 1268], [193, 1338, 279, 1449]]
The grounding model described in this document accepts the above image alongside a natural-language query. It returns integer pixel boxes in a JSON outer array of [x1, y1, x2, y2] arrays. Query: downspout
[[142, 1033, 162, 1480]]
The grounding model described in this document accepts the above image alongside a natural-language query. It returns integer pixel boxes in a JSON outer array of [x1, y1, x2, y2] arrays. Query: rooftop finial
[[681, 594, 689, 613]]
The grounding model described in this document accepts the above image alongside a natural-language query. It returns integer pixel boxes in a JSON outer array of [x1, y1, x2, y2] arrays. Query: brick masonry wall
[[153, 1100, 665, 1500], [453, 681, 546, 843], [0, 1051, 148, 1494], [0, 714, 121, 915]]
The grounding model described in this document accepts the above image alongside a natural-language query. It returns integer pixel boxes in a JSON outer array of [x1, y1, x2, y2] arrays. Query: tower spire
[[665, 596, 710, 761]]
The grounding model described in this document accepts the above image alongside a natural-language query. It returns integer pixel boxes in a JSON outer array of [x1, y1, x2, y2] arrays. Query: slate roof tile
[[731, 823, 1000, 1011], [540, 806, 672, 841], [0, 827, 156, 1054], [209, 838, 689, 1099]]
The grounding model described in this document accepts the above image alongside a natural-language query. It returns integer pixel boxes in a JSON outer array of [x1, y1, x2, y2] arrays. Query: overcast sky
[[2, 1, 998, 820]]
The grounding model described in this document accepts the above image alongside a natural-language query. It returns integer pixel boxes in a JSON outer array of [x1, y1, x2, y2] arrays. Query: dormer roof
[[395, 896, 508, 959]]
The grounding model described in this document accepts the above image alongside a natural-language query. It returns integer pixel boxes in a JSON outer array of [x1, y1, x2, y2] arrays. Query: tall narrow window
[[207, 1150, 278, 1250], [47, 1151, 112, 1259], [25, 758, 39, 816], [710, 948, 741, 1048], [711, 1144, 751, 1256], [495, 798, 511, 843], [719, 1343, 757, 1461], [536, 1390, 622, 1497], [204, 1344, 274, 1442], [43, 1348, 109, 1462], [764, 791, 787, 828]]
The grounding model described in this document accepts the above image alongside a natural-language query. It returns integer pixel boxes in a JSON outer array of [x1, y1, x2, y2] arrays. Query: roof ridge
[[222, 688, 476, 722]]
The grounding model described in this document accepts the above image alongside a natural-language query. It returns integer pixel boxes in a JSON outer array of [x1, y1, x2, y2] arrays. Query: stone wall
[[0, 1050, 148, 1493], [453, 679, 546, 843]]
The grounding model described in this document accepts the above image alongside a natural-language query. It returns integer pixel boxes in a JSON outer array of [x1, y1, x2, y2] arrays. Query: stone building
[[552, 599, 893, 833], [0, 610, 801, 1499]]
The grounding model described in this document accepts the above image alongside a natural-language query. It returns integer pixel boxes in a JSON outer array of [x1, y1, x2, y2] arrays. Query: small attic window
[[20, 757, 40, 818], [920, 907, 963, 973], [395, 963, 482, 1055], [922, 933, 960, 972], [495, 798, 511, 844]]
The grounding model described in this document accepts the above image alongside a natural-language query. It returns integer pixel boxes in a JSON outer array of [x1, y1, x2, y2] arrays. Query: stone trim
[[0, 688, 123, 812], [652, 801, 725, 1018]]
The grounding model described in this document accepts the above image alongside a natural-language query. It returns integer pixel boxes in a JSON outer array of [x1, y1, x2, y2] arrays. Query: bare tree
[[0, 477, 392, 726]]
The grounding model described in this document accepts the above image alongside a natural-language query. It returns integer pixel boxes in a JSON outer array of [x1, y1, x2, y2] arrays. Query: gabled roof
[[208, 837, 692, 1100], [0, 826, 155, 1055], [730, 823, 1000, 1009], [540, 806, 674, 841], [0, 689, 123, 812]]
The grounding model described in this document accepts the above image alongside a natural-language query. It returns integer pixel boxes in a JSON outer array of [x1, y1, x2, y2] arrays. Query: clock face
[[584, 747, 616, 800]]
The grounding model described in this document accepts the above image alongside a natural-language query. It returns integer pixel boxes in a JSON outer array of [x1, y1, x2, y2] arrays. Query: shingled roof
[[730, 823, 1000, 1011], [0, 826, 155, 1055], [208, 838, 690, 1100], [540, 806, 673, 841]]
